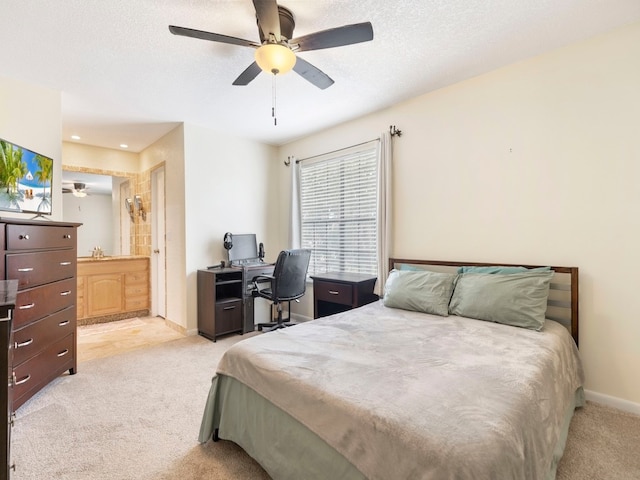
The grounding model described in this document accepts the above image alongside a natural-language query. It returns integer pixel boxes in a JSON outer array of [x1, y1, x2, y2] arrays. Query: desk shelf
[[197, 264, 275, 341], [197, 269, 243, 341]]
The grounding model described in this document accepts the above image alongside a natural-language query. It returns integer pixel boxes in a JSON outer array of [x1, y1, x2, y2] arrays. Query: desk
[[197, 263, 274, 341], [311, 272, 378, 319]]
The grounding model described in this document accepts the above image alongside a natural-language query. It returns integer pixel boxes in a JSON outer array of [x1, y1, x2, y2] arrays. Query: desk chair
[[252, 249, 311, 332]]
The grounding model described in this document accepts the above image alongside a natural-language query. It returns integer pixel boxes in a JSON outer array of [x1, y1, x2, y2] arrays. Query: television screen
[[228, 233, 258, 263], [0, 137, 53, 215]]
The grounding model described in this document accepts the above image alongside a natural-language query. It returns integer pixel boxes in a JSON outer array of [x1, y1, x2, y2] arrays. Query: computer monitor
[[228, 233, 259, 264]]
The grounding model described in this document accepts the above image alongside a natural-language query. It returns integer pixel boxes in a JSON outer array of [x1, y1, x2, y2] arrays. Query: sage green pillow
[[383, 269, 458, 317], [457, 265, 552, 274], [449, 271, 554, 330]]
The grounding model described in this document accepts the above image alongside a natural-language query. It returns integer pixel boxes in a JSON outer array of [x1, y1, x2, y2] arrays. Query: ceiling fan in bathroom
[[62, 182, 90, 197]]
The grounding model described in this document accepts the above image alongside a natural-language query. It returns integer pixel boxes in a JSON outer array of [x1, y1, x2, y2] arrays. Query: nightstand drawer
[[314, 280, 353, 306]]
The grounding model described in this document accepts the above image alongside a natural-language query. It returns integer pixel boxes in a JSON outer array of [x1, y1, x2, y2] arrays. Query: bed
[[199, 258, 584, 480]]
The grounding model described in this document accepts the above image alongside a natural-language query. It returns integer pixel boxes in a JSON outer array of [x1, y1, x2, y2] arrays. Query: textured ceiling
[[2, 0, 640, 152]]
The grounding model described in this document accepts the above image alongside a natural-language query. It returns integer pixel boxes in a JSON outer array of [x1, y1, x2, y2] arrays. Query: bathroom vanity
[[77, 255, 149, 324]]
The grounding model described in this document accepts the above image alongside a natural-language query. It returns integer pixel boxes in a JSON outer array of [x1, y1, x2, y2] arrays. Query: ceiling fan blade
[[169, 25, 260, 48], [253, 0, 281, 42], [232, 62, 262, 86], [292, 22, 374, 52], [293, 57, 334, 90]]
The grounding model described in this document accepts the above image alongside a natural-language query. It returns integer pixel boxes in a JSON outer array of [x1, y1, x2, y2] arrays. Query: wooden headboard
[[388, 258, 579, 347]]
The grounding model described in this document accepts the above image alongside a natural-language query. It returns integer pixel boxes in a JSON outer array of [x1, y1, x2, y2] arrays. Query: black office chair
[[252, 249, 311, 332]]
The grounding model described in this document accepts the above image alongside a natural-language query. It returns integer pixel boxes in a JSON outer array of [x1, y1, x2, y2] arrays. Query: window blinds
[[300, 142, 378, 276]]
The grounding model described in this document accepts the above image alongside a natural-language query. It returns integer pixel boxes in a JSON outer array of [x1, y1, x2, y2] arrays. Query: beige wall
[[0, 76, 63, 221], [183, 124, 279, 333], [278, 22, 640, 408], [139, 125, 186, 330], [63, 142, 139, 173]]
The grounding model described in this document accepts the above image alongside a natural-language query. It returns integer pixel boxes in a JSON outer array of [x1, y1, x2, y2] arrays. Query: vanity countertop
[[77, 255, 150, 263]]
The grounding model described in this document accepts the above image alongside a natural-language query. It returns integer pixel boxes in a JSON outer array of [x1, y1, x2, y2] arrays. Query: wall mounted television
[[0, 137, 53, 215]]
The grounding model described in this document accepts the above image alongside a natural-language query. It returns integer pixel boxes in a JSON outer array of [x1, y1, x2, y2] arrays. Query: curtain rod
[[294, 138, 379, 165], [285, 125, 402, 166]]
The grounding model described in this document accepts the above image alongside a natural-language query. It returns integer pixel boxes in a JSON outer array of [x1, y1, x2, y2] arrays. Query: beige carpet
[[10, 333, 640, 480]]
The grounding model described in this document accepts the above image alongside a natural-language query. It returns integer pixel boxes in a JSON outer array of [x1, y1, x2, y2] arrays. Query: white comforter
[[215, 301, 584, 480]]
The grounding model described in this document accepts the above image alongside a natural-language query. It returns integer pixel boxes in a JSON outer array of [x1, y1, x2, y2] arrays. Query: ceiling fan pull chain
[[272, 74, 277, 126]]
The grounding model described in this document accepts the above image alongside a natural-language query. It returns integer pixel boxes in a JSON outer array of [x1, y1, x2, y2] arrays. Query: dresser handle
[[19, 234, 30, 240], [59, 261, 72, 266], [60, 290, 72, 296], [223, 306, 236, 310], [15, 338, 34, 348], [59, 320, 70, 327], [328, 290, 340, 295], [57, 349, 69, 357], [63, 234, 72, 239], [14, 374, 31, 386], [17, 267, 34, 272], [18, 303, 35, 310]]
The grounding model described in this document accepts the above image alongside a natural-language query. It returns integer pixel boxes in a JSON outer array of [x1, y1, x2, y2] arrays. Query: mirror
[[62, 170, 132, 257]]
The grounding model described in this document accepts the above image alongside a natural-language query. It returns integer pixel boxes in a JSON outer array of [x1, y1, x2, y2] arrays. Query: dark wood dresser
[[1, 280, 17, 480], [1, 218, 80, 411]]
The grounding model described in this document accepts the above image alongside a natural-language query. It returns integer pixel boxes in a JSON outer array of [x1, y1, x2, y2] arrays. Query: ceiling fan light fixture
[[72, 190, 87, 198], [255, 43, 296, 75]]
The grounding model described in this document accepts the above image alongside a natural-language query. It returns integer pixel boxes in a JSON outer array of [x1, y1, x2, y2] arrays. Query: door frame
[[151, 164, 167, 318]]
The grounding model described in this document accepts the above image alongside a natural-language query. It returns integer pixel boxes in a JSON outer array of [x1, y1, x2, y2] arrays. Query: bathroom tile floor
[[77, 316, 185, 362]]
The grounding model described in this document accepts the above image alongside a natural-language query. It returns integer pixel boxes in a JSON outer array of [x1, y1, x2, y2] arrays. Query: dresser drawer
[[7, 250, 76, 288], [12, 333, 75, 405], [124, 295, 149, 312], [13, 278, 76, 329], [314, 280, 353, 306], [12, 307, 76, 366], [125, 283, 147, 297], [215, 299, 242, 334], [125, 271, 148, 285], [6, 224, 76, 250]]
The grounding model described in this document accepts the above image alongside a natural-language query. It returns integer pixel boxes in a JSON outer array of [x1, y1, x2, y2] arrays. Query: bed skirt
[[199, 374, 584, 480]]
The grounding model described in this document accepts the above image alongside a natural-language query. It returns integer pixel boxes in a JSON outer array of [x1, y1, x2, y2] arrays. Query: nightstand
[[311, 272, 378, 319]]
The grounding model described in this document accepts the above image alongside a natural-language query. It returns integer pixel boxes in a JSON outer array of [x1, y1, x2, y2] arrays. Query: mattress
[[200, 301, 584, 480]]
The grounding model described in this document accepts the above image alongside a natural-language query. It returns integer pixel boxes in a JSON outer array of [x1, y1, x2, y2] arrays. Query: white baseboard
[[584, 389, 640, 416]]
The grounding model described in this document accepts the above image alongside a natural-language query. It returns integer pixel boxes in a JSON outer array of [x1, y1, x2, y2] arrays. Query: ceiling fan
[[169, 0, 374, 89], [62, 182, 89, 198]]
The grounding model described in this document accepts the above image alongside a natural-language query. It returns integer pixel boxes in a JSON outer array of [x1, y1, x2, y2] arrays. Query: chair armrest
[[251, 275, 275, 295], [251, 274, 274, 283]]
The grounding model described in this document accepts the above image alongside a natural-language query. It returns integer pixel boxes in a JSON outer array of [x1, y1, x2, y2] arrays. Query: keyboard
[[232, 260, 264, 268]]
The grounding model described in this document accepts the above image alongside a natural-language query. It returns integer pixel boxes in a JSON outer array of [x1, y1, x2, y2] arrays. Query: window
[[300, 142, 378, 276]]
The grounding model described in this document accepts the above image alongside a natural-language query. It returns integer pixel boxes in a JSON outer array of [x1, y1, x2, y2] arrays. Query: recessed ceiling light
[[71, 135, 81, 140], [120, 144, 128, 149]]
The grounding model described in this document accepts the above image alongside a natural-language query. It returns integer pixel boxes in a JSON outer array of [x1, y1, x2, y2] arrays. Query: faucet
[[92, 246, 104, 259]]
